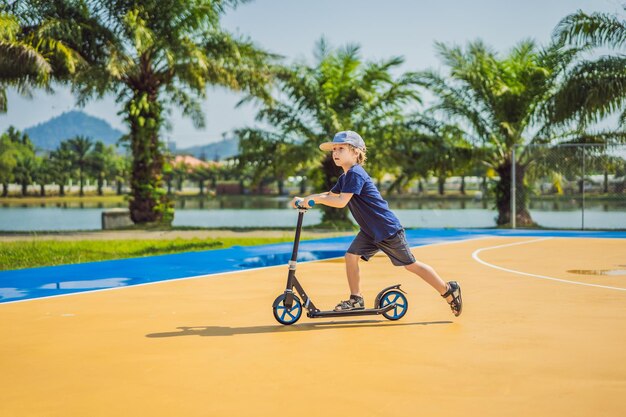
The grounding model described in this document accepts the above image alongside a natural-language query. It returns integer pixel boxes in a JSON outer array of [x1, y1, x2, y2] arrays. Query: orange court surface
[[1, 235, 625, 416]]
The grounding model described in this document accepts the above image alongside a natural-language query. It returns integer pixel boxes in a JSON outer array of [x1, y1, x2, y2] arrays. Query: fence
[[512, 143, 626, 230]]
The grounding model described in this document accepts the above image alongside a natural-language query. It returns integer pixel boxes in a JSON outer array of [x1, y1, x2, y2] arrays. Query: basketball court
[[1, 232, 625, 416]]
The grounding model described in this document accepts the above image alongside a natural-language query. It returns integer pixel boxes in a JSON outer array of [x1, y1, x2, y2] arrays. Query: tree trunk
[[97, 176, 104, 196], [198, 181, 204, 196], [60, 184, 65, 196], [386, 175, 405, 195], [437, 176, 445, 195], [40, 184, 45, 196], [277, 179, 284, 195], [460, 176, 466, 195], [2, 183, 8, 197], [494, 159, 533, 226], [320, 153, 350, 225], [116, 181, 122, 195], [603, 171, 608, 193], [299, 177, 307, 194], [79, 170, 84, 197], [21, 182, 27, 196], [127, 88, 172, 225]]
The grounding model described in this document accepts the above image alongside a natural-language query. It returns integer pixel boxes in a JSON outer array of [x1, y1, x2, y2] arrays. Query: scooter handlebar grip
[[295, 199, 315, 208]]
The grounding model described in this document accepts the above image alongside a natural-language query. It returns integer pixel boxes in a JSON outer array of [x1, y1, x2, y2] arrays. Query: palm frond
[[163, 84, 204, 128], [0, 41, 51, 81], [549, 55, 626, 125], [0, 12, 20, 40], [199, 30, 278, 101], [417, 69, 492, 142], [554, 8, 626, 50]]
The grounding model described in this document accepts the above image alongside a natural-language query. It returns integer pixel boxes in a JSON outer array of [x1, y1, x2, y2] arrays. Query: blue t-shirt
[[331, 164, 402, 242]]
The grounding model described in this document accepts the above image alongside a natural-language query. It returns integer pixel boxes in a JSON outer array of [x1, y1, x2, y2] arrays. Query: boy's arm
[[308, 191, 353, 208]]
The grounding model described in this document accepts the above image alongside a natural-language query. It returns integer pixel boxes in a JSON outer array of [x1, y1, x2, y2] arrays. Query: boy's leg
[[377, 229, 462, 316], [345, 231, 379, 297], [335, 253, 365, 311], [334, 232, 378, 311], [403, 261, 448, 296], [405, 262, 462, 316], [345, 252, 362, 296]]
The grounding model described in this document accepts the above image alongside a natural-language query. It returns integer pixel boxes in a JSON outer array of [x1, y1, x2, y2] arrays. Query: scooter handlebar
[[295, 199, 316, 209]]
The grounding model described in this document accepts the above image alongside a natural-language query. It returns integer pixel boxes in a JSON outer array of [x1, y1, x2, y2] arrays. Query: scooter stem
[[290, 199, 313, 262], [290, 211, 305, 262]]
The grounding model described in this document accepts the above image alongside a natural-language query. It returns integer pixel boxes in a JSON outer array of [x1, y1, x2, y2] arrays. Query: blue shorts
[[347, 229, 416, 266]]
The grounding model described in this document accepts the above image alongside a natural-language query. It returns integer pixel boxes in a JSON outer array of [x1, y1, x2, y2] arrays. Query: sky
[[0, 0, 622, 148]]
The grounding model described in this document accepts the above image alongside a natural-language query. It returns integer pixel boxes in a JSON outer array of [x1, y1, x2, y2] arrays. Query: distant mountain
[[23, 110, 241, 158], [25, 110, 125, 151], [175, 137, 240, 161]]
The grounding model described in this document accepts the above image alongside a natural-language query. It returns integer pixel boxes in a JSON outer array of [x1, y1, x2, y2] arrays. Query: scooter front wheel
[[380, 290, 408, 321], [272, 294, 303, 325]]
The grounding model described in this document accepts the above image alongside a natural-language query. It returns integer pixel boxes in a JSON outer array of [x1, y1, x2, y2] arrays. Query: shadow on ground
[[146, 320, 453, 338]]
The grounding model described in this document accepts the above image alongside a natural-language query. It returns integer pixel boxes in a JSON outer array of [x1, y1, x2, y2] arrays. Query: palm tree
[[552, 6, 626, 127], [242, 39, 421, 224], [48, 141, 73, 196], [189, 164, 217, 196], [34, 155, 53, 197], [113, 152, 131, 195], [379, 117, 473, 197], [237, 129, 307, 196], [0, 130, 19, 196], [13, 153, 37, 196], [67, 136, 93, 196], [0, 4, 89, 113], [3, 127, 36, 196], [0, 12, 50, 112], [411, 119, 472, 196], [171, 160, 190, 193], [419, 40, 581, 226], [88, 141, 118, 196], [56, 0, 277, 224]]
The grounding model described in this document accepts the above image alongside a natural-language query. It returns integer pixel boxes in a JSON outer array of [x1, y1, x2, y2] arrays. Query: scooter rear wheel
[[272, 294, 303, 325], [380, 290, 408, 321]]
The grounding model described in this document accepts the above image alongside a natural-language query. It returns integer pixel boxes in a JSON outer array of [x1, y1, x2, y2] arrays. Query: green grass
[[0, 194, 127, 205], [0, 237, 294, 271]]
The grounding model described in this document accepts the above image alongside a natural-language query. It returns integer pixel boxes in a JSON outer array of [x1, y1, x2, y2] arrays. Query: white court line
[[472, 237, 626, 292]]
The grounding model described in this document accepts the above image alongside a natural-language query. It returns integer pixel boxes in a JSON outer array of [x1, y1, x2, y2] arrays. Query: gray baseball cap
[[319, 131, 366, 152]]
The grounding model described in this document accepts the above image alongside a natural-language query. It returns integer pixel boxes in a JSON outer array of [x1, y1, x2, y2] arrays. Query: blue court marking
[[1, 228, 625, 303]]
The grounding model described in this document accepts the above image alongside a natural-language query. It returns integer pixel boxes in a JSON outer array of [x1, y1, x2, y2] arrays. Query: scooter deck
[[307, 303, 397, 318]]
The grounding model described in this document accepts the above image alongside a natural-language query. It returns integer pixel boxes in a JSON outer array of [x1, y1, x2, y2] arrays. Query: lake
[[1, 197, 624, 231]]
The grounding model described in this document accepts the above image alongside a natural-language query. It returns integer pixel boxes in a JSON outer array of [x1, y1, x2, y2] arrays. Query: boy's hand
[[290, 197, 304, 209]]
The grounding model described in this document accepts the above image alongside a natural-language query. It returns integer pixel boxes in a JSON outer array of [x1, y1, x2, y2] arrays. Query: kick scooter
[[272, 199, 408, 325]]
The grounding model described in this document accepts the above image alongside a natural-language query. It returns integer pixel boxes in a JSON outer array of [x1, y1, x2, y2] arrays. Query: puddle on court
[[39, 278, 131, 290], [567, 269, 626, 276], [238, 250, 395, 267], [0, 288, 28, 300]]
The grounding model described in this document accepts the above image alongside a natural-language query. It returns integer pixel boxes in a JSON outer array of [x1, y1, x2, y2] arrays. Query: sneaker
[[334, 295, 365, 311]]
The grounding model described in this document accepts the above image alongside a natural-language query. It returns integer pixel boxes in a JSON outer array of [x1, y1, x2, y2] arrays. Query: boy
[[290, 131, 462, 316]]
